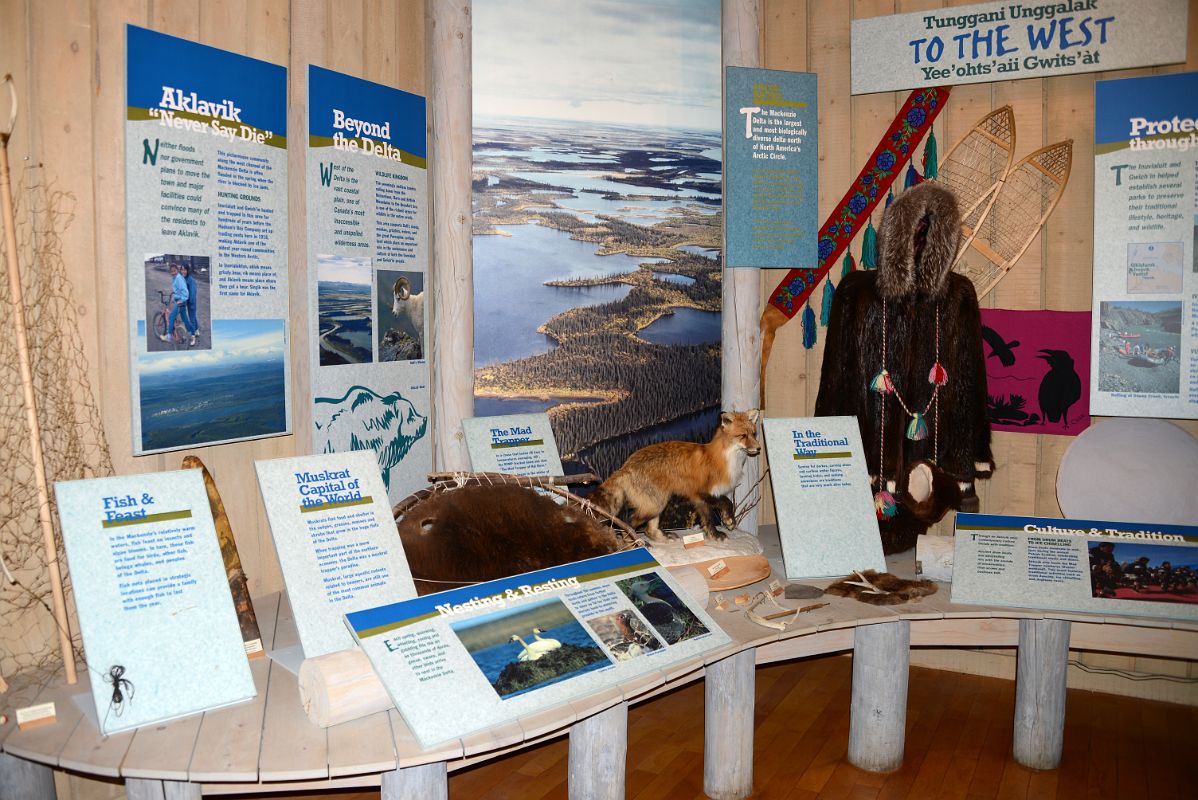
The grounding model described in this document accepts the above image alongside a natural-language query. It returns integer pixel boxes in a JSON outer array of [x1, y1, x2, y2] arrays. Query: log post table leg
[[568, 702, 628, 800], [848, 620, 911, 773], [1013, 618, 1071, 770], [0, 752, 57, 799], [381, 762, 448, 800], [704, 648, 755, 800]]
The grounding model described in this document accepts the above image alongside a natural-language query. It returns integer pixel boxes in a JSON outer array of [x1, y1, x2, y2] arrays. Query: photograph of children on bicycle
[[145, 254, 211, 352]]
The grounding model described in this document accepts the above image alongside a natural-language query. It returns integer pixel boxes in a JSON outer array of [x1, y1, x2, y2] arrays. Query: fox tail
[[588, 477, 625, 516]]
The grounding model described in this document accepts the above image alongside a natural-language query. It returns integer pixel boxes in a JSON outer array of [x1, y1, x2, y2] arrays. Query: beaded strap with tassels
[[869, 300, 949, 519]]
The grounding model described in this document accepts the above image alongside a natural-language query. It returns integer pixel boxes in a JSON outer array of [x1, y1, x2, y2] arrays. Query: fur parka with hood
[[815, 183, 993, 552]]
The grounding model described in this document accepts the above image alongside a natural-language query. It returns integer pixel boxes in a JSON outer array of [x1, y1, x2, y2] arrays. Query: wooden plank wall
[[0, 0, 426, 602], [761, 0, 1198, 530]]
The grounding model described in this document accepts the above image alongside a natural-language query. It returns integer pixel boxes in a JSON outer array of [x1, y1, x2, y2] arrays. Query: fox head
[[718, 409, 761, 457]]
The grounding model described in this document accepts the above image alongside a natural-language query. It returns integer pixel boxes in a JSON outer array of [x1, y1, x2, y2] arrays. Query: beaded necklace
[[869, 299, 948, 519]]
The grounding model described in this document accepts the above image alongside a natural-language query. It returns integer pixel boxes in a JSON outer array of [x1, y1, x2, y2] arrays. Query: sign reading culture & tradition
[[307, 66, 432, 505], [851, 0, 1188, 95], [125, 26, 291, 454], [724, 67, 817, 269]]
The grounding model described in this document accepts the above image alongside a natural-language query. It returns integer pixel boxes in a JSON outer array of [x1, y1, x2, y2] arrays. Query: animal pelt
[[824, 570, 938, 605], [816, 183, 993, 554], [396, 484, 621, 595]]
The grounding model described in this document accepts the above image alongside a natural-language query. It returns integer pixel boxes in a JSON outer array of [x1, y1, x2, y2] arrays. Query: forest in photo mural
[[472, 0, 723, 487]]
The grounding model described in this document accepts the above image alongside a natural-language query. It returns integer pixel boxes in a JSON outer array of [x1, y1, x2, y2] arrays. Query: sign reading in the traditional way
[[851, 0, 1188, 95]]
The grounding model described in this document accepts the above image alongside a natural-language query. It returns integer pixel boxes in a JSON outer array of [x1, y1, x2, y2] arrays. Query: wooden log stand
[[847, 620, 911, 772]]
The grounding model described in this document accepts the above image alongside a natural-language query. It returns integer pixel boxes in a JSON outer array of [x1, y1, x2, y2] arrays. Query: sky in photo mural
[[472, 0, 724, 489]]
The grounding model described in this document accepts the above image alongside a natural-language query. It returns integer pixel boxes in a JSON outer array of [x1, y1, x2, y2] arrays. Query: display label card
[[307, 66, 432, 504], [953, 513, 1198, 621], [1090, 71, 1197, 420], [255, 451, 418, 658], [345, 548, 730, 749], [462, 413, 564, 477], [724, 67, 817, 269], [125, 25, 291, 454], [55, 470, 256, 734], [851, 0, 1188, 95], [762, 416, 886, 578]]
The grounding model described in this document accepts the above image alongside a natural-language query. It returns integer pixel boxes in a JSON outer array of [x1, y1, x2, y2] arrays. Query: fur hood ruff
[[876, 182, 961, 300]]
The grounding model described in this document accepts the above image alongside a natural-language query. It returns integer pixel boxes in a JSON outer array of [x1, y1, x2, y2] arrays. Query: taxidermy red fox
[[589, 410, 761, 542]]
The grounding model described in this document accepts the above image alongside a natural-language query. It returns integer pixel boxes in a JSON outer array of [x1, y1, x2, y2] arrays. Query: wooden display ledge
[[2, 526, 1196, 800]]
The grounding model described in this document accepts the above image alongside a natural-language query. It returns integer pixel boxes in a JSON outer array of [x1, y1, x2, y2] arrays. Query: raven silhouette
[[981, 325, 1020, 367], [1037, 349, 1081, 428]]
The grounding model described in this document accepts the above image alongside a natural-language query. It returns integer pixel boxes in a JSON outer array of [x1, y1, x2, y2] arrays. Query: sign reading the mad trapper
[[463, 413, 564, 477], [346, 548, 729, 749], [55, 470, 256, 734], [953, 513, 1198, 621], [851, 0, 1188, 95], [256, 450, 417, 658]]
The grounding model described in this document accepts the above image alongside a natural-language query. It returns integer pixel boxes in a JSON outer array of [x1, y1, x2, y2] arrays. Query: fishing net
[[0, 169, 113, 691]]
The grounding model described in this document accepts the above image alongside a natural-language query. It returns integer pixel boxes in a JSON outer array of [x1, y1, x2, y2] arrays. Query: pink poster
[[980, 309, 1091, 435]]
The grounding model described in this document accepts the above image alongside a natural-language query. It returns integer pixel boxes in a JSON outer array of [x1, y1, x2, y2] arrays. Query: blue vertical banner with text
[[724, 67, 818, 269]]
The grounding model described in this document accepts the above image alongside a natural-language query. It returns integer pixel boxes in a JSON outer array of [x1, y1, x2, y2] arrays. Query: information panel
[[307, 66, 432, 504], [724, 67, 817, 269], [1090, 71, 1198, 419], [346, 548, 729, 749], [125, 25, 290, 454], [55, 470, 256, 734], [953, 513, 1198, 621]]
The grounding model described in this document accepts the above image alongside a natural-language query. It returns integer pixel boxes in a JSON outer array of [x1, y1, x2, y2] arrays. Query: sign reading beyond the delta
[[346, 549, 729, 749], [463, 413, 565, 477], [125, 26, 290, 454], [724, 67, 817, 268], [953, 513, 1198, 621], [308, 66, 432, 505], [762, 417, 885, 579], [55, 470, 256, 734], [255, 451, 417, 658], [851, 0, 1188, 95], [1090, 71, 1197, 420]]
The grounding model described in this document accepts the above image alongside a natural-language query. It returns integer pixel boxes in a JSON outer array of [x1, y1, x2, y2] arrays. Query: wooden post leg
[[124, 779, 165, 800], [380, 762, 448, 800], [1013, 618, 1071, 770], [0, 752, 57, 800], [848, 620, 911, 773], [568, 702, 628, 800], [704, 649, 755, 800]]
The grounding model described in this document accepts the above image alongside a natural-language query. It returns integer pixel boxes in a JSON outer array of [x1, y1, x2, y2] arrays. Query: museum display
[[816, 182, 994, 553], [462, 412, 565, 477]]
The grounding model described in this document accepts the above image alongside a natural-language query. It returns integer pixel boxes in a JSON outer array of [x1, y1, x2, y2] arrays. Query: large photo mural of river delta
[[472, 0, 722, 488]]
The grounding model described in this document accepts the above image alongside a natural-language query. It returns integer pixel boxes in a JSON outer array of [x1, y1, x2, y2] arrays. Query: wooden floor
[[266, 655, 1198, 799]]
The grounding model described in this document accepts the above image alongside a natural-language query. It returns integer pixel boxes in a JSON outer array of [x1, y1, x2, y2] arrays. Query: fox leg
[[690, 497, 726, 541], [630, 511, 673, 542], [703, 493, 736, 531]]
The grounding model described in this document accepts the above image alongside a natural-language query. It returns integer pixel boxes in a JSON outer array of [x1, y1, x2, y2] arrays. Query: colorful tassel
[[861, 221, 878, 270], [869, 369, 894, 394], [841, 251, 855, 278], [928, 361, 948, 386], [906, 412, 929, 441], [904, 162, 922, 189], [922, 128, 939, 180], [874, 489, 897, 520], [802, 302, 816, 349], [885, 188, 895, 209], [820, 278, 835, 326]]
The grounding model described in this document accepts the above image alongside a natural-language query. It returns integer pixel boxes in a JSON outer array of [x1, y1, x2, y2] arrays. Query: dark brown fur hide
[[815, 183, 994, 553], [396, 485, 621, 595], [824, 570, 938, 605]]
